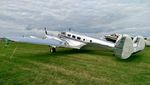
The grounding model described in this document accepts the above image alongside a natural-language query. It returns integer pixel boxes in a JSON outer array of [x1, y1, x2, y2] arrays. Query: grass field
[[0, 41, 150, 85]]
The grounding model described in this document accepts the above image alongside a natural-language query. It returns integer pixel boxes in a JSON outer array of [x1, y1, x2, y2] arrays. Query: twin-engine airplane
[[6, 28, 145, 59]]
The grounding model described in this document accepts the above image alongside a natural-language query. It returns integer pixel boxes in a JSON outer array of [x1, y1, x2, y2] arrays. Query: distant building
[[0, 38, 6, 41]]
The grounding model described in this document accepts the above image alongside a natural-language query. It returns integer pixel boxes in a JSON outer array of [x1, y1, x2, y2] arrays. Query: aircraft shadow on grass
[[17, 46, 143, 63]]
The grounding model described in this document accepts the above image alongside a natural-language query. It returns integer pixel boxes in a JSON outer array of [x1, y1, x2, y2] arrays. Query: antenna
[[44, 27, 48, 35], [22, 35, 25, 38], [69, 28, 71, 32]]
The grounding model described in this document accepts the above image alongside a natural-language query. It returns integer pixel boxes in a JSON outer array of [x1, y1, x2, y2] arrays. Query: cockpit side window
[[67, 34, 71, 37]]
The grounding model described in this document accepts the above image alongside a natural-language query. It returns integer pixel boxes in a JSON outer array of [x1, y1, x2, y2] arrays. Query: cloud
[[0, 0, 150, 37]]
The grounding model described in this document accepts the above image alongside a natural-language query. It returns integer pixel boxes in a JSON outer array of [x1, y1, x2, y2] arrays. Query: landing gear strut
[[50, 47, 56, 53]]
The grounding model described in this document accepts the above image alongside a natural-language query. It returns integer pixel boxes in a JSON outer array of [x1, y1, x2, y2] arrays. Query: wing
[[64, 38, 86, 49], [62, 37, 114, 49], [6, 36, 65, 47], [81, 40, 115, 50]]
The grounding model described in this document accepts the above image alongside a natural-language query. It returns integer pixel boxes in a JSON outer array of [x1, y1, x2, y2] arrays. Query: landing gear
[[50, 47, 56, 53]]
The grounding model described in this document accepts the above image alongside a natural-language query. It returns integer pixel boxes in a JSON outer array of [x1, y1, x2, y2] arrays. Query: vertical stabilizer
[[133, 36, 145, 52], [115, 35, 134, 59]]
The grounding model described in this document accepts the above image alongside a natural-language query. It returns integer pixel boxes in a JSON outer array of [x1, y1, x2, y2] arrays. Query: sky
[[0, 0, 150, 37]]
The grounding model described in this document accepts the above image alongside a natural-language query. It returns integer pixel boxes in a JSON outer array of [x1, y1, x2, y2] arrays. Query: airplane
[[6, 28, 145, 59]]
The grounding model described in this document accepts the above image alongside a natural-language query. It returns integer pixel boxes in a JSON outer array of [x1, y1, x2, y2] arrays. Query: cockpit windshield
[[61, 32, 66, 35]]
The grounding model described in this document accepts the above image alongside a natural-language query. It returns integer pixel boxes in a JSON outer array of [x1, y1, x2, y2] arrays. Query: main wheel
[[50, 47, 56, 53]]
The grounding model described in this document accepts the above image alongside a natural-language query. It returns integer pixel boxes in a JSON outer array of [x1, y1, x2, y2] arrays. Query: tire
[[50, 47, 56, 53]]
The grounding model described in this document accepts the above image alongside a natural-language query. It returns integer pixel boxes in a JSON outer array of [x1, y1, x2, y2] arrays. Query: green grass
[[0, 41, 150, 85]]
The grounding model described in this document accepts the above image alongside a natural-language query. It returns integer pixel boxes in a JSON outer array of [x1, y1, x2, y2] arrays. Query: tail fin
[[114, 35, 145, 59], [133, 36, 145, 52], [114, 35, 134, 59]]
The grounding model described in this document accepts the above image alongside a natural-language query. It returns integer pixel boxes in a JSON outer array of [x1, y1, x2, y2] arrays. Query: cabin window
[[90, 40, 92, 43], [67, 34, 71, 37], [77, 37, 81, 40], [83, 39, 85, 41], [72, 35, 76, 38]]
